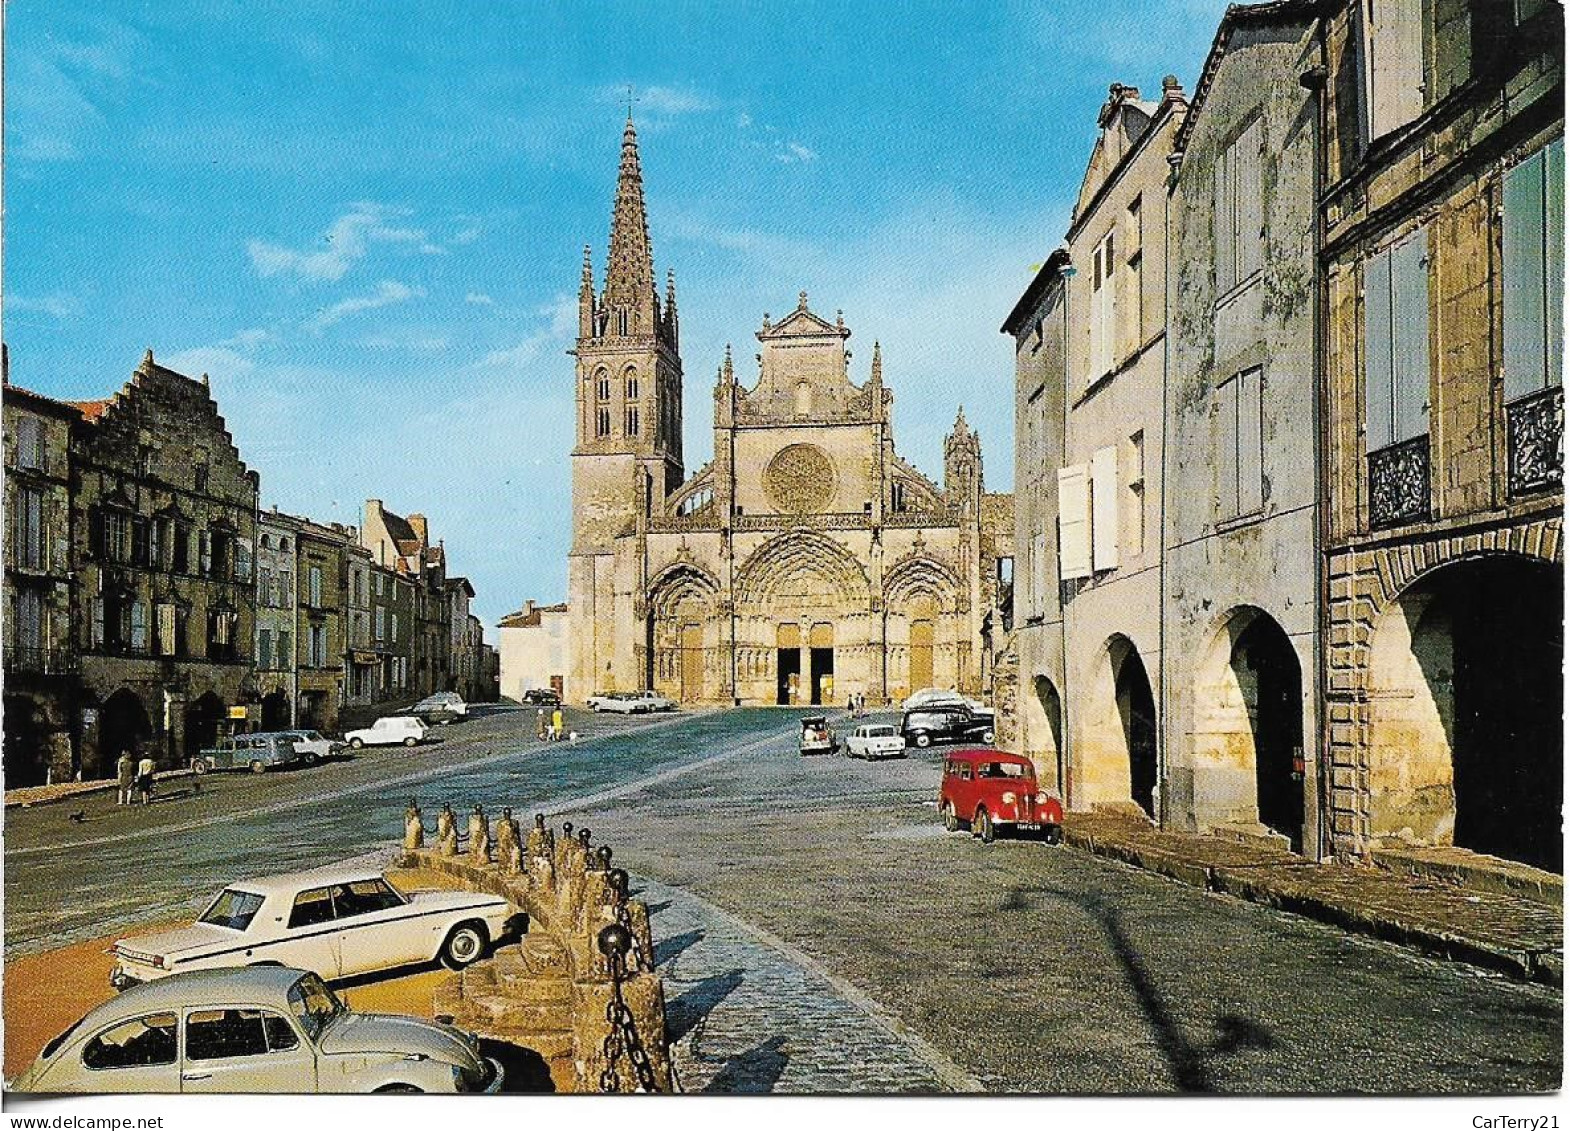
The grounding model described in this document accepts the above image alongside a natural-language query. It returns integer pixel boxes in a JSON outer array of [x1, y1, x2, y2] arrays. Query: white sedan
[[843, 723, 908, 760], [344, 716, 428, 748], [109, 868, 516, 989]]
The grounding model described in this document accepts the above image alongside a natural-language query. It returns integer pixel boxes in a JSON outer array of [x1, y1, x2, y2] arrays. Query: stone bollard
[[436, 803, 459, 857], [496, 807, 522, 873], [468, 804, 492, 864], [554, 822, 575, 872], [525, 813, 550, 859], [403, 799, 424, 850]]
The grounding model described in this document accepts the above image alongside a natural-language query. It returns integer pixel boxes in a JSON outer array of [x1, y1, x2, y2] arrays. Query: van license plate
[[1018, 822, 1040, 830]]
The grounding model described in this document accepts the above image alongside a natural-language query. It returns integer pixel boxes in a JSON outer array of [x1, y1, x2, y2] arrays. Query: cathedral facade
[[567, 118, 1011, 706]]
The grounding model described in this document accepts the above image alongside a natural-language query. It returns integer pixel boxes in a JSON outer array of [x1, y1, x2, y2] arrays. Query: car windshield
[[288, 973, 346, 1041], [198, 888, 266, 930], [976, 762, 1029, 779]]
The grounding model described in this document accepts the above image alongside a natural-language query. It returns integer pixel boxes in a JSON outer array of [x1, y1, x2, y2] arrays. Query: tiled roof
[[69, 399, 112, 421]]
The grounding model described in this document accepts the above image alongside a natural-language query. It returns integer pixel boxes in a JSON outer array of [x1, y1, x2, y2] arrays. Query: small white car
[[410, 692, 468, 724], [844, 723, 907, 760], [14, 967, 503, 1094], [281, 730, 344, 765], [590, 692, 658, 714], [624, 690, 676, 712], [344, 715, 428, 748], [109, 868, 515, 988]]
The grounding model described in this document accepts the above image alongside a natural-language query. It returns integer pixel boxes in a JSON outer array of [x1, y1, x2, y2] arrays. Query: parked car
[[900, 705, 996, 749], [522, 688, 561, 706], [14, 966, 503, 1094], [191, 733, 303, 776], [409, 692, 468, 724], [281, 730, 345, 766], [623, 690, 676, 712], [843, 723, 906, 760], [344, 716, 428, 748], [799, 715, 836, 755], [584, 691, 618, 711], [109, 867, 516, 990], [590, 691, 664, 714], [938, 748, 1063, 844]]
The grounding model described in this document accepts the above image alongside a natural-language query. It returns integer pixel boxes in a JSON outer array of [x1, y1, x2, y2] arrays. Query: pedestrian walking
[[116, 752, 135, 805], [135, 750, 156, 806], [550, 706, 564, 742], [536, 708, 547, 741]]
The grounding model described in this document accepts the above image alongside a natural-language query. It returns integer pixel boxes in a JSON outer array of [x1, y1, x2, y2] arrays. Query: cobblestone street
[[5, 706, 1562, 1093]]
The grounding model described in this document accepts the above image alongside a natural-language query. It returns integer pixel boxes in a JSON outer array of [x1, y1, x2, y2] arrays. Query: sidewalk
[[5, 768, 195, 810], [1063, 811, 1564, 988]]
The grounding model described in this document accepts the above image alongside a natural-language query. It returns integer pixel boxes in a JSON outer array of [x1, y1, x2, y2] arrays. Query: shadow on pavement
[[653, 929, 704, 967], [480, 1038, 555, 1093], [702, 1034, 790, 1094], [666, 969, 745, 1042]]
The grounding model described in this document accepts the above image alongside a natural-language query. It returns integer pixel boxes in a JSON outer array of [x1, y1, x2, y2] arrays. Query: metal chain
[[615, 901, 647, 973], [597, 947, 659, 1093]]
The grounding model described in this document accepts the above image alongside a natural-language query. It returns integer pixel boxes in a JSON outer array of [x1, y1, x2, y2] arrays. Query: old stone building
[[362, 498, 450, 697], [498, 599, 570, 701], [294, 518, 349, 731], [69, 351, 260, 774], [1001, 81, 1186, 814], [344, 544, 377, 706], [255, 509, 301, 729], [567, 117, 1009, 706], [3, 372, 81, 785], [1162, 3, 1322, 853], [1318, 0, 1563, 869]]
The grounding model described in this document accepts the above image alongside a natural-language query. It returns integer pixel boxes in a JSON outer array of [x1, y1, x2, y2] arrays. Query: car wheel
[[982, 728, 997, 745], [375, 1084, 423, 1093], [975, 806, 995, 844], [942, 802, 959, 833], [302, 751, 319, 767], [403, 736, 419, 747], [914, 732, 931, 748], [249, 759, 266, 775], [349, 737, 364, 750], [190, 758, 210, 776], [441, 922, 488, 969]]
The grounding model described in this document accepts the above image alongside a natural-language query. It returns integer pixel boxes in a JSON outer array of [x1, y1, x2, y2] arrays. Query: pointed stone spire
[[722, 343, 735, 384], [870, 340, 883, 385], [579, 244, 596, 339], [142, 348, 155, 370], [664, 268, 679, 346], [604, 114, 657, 335]]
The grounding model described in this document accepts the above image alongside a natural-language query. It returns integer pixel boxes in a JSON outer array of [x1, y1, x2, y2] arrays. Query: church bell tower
[[568, 116, 684, 701], [571, 114, 685, 553]]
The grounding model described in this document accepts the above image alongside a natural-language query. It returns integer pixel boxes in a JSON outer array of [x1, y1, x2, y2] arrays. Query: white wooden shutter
[[1217, 378, 1240, 518], [1215, 142, 1236, 294], [1239, 368, 1264, 514], [1032, 532, 1048, 614], [1057, 465, 1092, 580], [1363, 246, 1394, 450], [1091, 446, 1120, 572], [1391, 231, 1430, 442], [1365, 0, 1424, 140]]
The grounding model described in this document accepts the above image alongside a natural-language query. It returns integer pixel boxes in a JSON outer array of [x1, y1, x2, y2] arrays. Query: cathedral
[[567, 117, 1013, 706]]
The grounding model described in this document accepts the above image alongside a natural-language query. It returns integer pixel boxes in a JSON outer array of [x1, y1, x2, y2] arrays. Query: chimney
[[525, 600, 535, 618], [408, 514, 429, 545]]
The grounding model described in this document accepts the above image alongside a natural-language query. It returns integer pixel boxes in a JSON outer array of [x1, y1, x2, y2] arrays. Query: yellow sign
[[228, 706, 249, 720]]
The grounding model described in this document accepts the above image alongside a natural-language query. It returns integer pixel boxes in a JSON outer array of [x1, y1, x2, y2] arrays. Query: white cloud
[[778, 141, 818, 164], [475, 296, 576, 370], [736, 113, 753, 129], [248, 203, 432, 283], [362, 331, 450, 352], [7, 293, 79, 319], [160, 346, 257, 380], [452, 227, 482, 245], [465, 292, 495, 307], [220, 327, 268, 349], [305, 280, 423, 332]]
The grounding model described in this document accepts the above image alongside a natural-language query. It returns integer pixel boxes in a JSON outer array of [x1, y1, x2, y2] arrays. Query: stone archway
[[97, 689, 151, 779], [647, 563, 720, 704], [1028, 674, 1064, 794], [261, 691, 290, 730], [1078, 635, 1158, 817], [183, 692, 225, 764], [3, 696, 48, 787], [1367, 555, 1562, 871], [1188, 607, 1306, 850]]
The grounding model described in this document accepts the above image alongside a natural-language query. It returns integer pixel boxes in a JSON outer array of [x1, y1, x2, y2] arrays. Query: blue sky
[[6, 0, 1232, 626]]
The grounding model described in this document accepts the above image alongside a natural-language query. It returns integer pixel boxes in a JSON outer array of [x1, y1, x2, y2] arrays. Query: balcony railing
[[1368, 435, 1430, 530], [1507, 385, 1564, 498], [5, 645, 77, 675]]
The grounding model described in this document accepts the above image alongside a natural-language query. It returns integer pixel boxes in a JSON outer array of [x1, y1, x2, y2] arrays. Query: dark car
[[522, 688, 561, 707], [900, 705, 996, 749]]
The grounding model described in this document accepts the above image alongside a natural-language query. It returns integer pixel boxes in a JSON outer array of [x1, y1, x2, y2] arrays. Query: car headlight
[[1036, 792, 1049, 804], [1002, 791, 1016, 804]]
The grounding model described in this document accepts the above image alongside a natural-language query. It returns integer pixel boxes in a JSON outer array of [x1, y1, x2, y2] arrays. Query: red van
[[938, 748, 1064, 844]]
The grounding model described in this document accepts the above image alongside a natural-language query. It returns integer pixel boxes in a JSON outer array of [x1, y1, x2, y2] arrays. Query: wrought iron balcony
[[1507, 385, 1564, 498], [5, 645, 78, 675], [1368, 435, 1430, 530]]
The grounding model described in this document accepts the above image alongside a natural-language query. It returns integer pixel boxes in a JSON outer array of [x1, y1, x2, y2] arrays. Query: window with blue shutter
[[1504, 137, 1565, 401]]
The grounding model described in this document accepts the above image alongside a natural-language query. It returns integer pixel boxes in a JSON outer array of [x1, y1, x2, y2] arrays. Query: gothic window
[[625, 372, 639, 400], [597, 407, 612, 437], [596, 371, 612, 401], [890, 481, 907, 513], [617, 308, 629, 336], [626, 406, 640, 436]]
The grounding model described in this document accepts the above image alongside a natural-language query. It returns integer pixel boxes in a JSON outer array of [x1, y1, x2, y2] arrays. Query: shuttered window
[[1215, 118, 1265, 296], [1363, 0, 1425, 141], [156, 603, 177, 656], [1090, 230, 1117, 380], [1504, 137, 1565, 402], [1032, 532, 1048, 615], [1090, 446, 1120, 572], [1057, 465, 1092, 580], [1364, 230, 1431, 451], [1217, 368, 1265, 518]]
